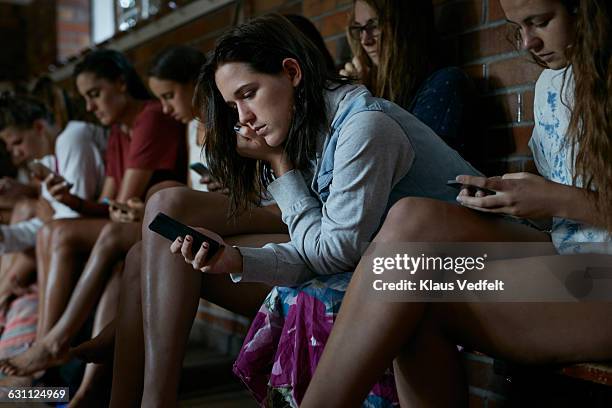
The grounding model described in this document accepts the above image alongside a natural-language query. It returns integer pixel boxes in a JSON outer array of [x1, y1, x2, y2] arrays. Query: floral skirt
[[233, 273, 398, 407]]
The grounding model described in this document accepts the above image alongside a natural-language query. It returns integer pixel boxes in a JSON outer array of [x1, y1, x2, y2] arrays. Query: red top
[[105, 100, 187, 190]]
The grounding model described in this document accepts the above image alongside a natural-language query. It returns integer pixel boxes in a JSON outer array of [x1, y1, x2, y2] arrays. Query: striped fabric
[[0, 285, 38, 365]]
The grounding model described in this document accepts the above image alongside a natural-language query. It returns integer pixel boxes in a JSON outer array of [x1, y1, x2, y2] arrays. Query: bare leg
[[109, 243, 145, 408], [301, 197, 552, 407], [39, 222, 140, 359], [70, 320, 115, 365], [0, 218, 108, 376], [113, 187, 286, 408], [69, 265, 122, 408]]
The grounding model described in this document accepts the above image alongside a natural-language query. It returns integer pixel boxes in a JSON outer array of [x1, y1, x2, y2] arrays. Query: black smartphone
[[447, 180, 496, 195], [148, 212, 222, 260], [189, 162, 210, 178]]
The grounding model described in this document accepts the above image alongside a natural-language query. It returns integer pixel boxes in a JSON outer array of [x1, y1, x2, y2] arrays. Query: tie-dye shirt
[[529, 67, 610, 254]]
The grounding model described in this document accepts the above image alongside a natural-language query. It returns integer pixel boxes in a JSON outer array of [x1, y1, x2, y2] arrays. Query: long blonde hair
[[347, 0, 439, 108], [567, 0, 612, 231]]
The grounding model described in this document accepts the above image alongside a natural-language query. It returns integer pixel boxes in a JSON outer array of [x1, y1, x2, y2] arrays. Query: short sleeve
[[127, 102, 186, 171]]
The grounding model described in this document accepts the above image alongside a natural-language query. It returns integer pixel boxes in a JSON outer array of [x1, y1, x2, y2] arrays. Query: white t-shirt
[[529, 67, 611, 254], [187, 119, 208, 192], [0, 121, 107, 253]]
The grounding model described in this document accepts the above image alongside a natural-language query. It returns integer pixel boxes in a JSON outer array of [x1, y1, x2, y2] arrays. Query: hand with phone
[[149, 212, 241, 274], [189, 163, 228, 194], [43, 173, 74, 206], [453, 173, 559, 219], [109, 198, 144, 223]]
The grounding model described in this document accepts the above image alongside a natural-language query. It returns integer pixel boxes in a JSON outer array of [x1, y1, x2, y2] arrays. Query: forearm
[[63, 194, 109, 218], [552, 183, 605, 228]]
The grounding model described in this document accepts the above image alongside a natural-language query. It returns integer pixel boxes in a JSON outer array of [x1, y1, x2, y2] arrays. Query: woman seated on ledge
[[107, 13, 484, 407], [301, 0, 612, 406]]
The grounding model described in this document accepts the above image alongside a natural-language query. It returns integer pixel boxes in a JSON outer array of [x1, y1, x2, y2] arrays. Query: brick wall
[[57, 0, 91, 62], [0, 4, 27, 81], [93, 0, 539, 173], [0, 1, 56, 81]]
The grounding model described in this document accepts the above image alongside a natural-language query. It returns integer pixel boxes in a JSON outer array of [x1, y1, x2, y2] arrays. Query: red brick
[[458, 24, 516, 63], [251, 0, 287, 15], [488, 57, 543, 89], [303, 0, 351, 17], [488, 0, 506, 22], [57, 21, 90, 34], [435, 0, 482, 36], [317, 9, 350, 37], [521, 90, 534, 122]]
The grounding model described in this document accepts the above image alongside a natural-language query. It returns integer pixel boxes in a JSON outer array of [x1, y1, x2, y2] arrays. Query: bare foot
[[69, 327, 115, 364], [0, 341, 69, 376]]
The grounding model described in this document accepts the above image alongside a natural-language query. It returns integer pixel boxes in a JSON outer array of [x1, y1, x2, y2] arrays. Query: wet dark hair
[[148, 46, 207, 84], [0, 93, 51, 132], [73, 49, 151, 100], [195, 13, 350, 216], [284, 14, 336, 72]]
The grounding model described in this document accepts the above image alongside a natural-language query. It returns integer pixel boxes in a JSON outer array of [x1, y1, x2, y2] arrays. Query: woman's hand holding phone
[[169, 226, 242, 274], [454, 173, 558, 219], [44, 173, 74, 205], [109, 198, 144, 223]]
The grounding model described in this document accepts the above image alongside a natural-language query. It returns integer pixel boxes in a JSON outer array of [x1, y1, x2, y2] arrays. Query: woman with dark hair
[[341, 0, 476, 152], [104, 13, 481, 407], [147, 45, 224, 192], [0, 49, 186, 400], [301, 0, 612, 406]]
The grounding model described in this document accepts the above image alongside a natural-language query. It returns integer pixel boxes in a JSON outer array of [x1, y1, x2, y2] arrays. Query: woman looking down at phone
[[105, 14, 481, 407], [0, 94, 106, 386], [301, 0, 612, 406], [0, 49, 186, 397], [147, 46, 227, 193]]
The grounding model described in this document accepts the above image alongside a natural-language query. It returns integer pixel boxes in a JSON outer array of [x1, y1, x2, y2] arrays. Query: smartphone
[[27, 160, 54, 180], [148, 212, 222, 260], [447, 180, 496, 195], [189, 163, 210, 178]]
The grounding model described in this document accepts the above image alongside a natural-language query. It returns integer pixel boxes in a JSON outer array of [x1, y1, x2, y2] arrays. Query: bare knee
[[376, 198, 454, 242], [143, 186, 192, 226], [95, 222, 126, 253], [145, 181, 184, 203]]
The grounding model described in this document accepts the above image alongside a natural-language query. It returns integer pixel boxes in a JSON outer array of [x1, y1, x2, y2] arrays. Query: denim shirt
[[235, 84, 481, 287], [315, 85, 480, 209]]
